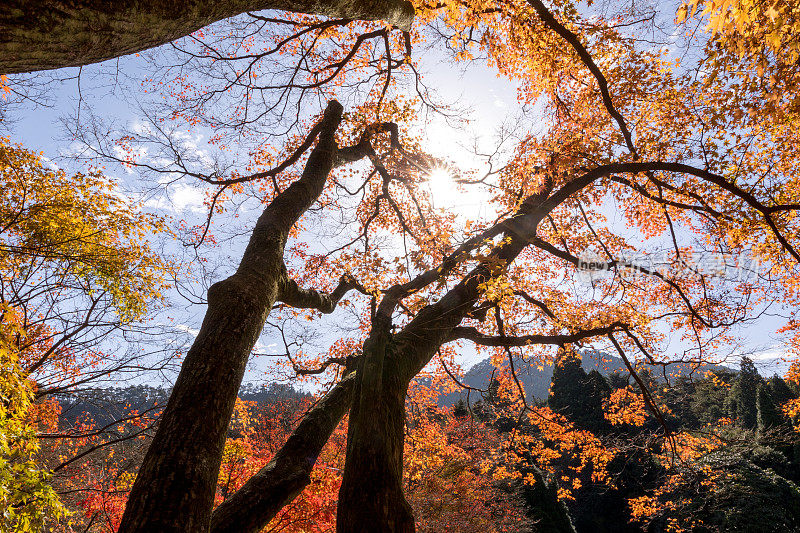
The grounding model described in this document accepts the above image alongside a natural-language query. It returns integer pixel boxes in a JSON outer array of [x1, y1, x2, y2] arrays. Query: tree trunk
[[0, 0, 414, 74], [210, 371, 357, 533], [337, 324, 415, 532], [117, 101, 344, 533], [336, 189, 553, 532]]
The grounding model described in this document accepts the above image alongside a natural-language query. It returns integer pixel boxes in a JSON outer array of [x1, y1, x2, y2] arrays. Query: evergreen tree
[[689, 369, 736, 427], [549, 349, 610, 431], [549, 349, 588, 421], [518, 462, 577, 533], [643, 450, 800, 532], [768, 375, 797, 406], [583, 370, 612, 432], [471, 399, 488, 422], [485, 375, 501, 404], [453, 398, 469, 418], [607, 371, 630, 390], [726, 357, 762, 429], [757, 383, 785, 434]]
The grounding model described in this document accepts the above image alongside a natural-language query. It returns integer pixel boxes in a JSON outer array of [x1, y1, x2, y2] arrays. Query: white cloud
[[145, 182, 207, 214]]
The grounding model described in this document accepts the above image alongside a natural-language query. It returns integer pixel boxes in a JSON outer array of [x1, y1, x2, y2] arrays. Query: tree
[[6, 0, 800, 530], [517, 463, 576, 533], [0, 305, 67, 532], [550, 351, 600, 428], [0, 0, 414, 74], [117, 101, 366, 533], [115, 0, 800, 528], [757, 383, 785, 435], [0, 137, 171, 531], [548, 349, 587, 421], [768, 376, 797, 406], [452, 398, 469, 418], [403, 390, 530, 532], [726, 357, 762, 429], [632, 445, 800, 533], [548, 350, 610, 432]]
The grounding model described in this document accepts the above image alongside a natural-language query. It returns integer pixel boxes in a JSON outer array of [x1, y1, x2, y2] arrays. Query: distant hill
[[56, 382, 310, 427], [58, 385, 170, 427], [438, 350, 731, 406]]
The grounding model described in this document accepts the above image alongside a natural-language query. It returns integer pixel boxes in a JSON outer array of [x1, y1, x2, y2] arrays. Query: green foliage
[[757, 383, 786, 435], [517, 463, 576, 533], [644, 449, 800, 533], [768, 376, 797, 406], [452, 399, 468, 418], [582, 370, 612, 433], [725, 357, 762, 429], [549, 353, 588, 418], [538, 356, 800, 532], [549, 352, 610, 432], [689, 370, 736, 427]]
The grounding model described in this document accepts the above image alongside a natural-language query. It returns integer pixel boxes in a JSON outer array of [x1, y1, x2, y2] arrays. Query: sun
[[426, 167, 457, 208], [424, 165, 497, 222]]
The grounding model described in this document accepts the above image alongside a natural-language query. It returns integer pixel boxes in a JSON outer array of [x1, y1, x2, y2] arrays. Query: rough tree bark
[[0, 0, 414, 74], [117, 101, 352, 533], [337, 310, 416, 532]]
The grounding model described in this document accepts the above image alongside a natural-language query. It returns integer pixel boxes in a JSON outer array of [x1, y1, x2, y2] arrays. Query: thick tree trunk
[[117, 101, 344, 533], [337, 323, 415, 532], [209, 371, 357, 533], [0, 0, 414, 74]]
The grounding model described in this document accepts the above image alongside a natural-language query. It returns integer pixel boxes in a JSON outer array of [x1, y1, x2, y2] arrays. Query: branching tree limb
[[117, 100, 353, 533], [0, 0, 414, 74], [278, 268, 359, 314], [447, 322, 625, 346]]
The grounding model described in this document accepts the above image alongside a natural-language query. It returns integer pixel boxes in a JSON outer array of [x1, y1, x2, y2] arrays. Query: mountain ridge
[[438, 350, 732, 406]]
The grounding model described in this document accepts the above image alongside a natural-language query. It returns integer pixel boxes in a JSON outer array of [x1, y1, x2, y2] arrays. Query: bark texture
[[117, 101, 345, 533], [0, 0, 414, 74], [337, 316, 415, 532], [210, 372, 357, 533]]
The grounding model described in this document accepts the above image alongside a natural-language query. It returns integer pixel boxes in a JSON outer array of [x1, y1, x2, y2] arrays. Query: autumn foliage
[[4, 0, 800, 531]]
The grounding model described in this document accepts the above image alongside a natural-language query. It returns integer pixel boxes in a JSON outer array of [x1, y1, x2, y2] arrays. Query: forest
[[2, 0, 800, 532]]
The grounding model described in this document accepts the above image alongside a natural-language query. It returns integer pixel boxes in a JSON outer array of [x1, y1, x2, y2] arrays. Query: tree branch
[[277, 268, 359, 314], [117, 100, 345, 533], [0, 0, 415, 74], [526, 0, 637, 157], [447, 322, 624, 346], [209, 372, 357, 533]]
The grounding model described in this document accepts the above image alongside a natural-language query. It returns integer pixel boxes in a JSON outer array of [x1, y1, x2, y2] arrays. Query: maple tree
[[0, 135, 172, 408], [0, 137, 171, 531], [90, 0, 800, 529], [0, 304, 66, 532], [4, 0, 800, 531]]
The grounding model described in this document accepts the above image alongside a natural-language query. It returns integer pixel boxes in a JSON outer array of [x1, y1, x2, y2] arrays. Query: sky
[[3, 10, 793, 388]]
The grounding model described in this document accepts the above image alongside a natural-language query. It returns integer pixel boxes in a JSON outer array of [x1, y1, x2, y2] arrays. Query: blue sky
[[4, 14, 793, 386]]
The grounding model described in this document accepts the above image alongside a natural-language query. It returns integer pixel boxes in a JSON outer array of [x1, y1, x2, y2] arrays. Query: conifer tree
[[726, 357, 762, 429], [757, 383, 785, 434]]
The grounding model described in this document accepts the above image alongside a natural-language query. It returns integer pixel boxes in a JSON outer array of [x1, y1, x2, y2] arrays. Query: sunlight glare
[[426, 167, 457, 209]]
